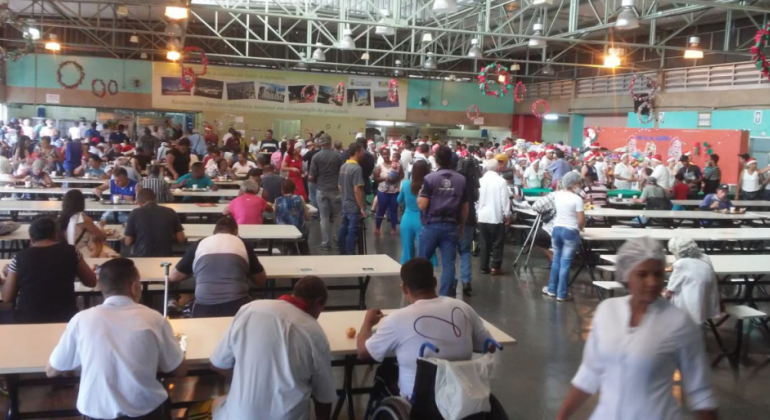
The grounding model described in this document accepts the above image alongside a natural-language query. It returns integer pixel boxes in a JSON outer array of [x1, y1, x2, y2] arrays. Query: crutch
[[513, 213, 541, 268], [161, 262, 171, 318]]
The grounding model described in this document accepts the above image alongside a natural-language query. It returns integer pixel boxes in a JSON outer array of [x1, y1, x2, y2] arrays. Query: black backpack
[[645, 185, 673, 210]]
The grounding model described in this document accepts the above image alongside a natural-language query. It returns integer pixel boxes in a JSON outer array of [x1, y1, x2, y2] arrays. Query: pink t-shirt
[[228, 194, 268, 224]]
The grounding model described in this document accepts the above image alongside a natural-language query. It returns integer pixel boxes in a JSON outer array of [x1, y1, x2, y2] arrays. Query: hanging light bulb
[[511, 63, 521, 71], [165, 0, 188, 20], [423, 52, 437, 70], [140, 52, 148, 59], [361, 52, 370, 61], [528, 22, 546, 48], [422, 32, 433, 43], [312, 43, 326, 62], [45, 33, 61, 51], [375, 10, 395, 36], [432, 0, 458, 14], [603, 47, 622, 68], [167, 50, 181, 61], [542, 59, 555, 75], [295, 50, 309, 70], [164, 22, 183, 37], [497, 73, 507, 84], [467, 38, 483, 59], [684, 36, 703, 59], [339, 26, 355, 50], [167, 37, 182, 51], [616, 0, 639, 30], [129, 34, 139, 44], [24, 20, 40, 40]]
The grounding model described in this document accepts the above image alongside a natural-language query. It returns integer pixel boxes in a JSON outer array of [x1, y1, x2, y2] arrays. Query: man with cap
[[676, 155, 702, 198], [613, 153, 635, 190], [650, 154, 671, 192], [699, 183, 739, 212]]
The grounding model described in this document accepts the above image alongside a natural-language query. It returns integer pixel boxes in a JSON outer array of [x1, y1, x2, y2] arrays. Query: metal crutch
[[513, 213, 541, 267], [161, 262, 171, 318], [522, 214, 543, 269]]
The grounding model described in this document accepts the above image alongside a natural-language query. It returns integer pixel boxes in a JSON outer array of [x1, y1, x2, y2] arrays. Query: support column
[[570, 114, 585, 148]]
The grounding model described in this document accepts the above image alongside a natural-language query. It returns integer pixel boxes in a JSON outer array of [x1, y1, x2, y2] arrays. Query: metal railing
[[663, 62, 770, 91], [523, 80, 573, 99]]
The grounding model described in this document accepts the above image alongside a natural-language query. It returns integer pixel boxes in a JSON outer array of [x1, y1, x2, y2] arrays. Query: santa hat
[[367, 139, 374, 144], [395, 140, 404, 147], [502, 143, 515, 151], [204, 125, 213, 131], [530, 156, 539, 163], [418, 140, 426, 145], [516, 154, 527, 161], [747, 158, 758, 166], [590, 142, 600, 149], [545, 145, 555, 152], [621, 153, 629, 160], [583, 154, 596, 163], [356, 132, 365, 139], [683, 150, 692, 157], [651, 154, 662, 163]]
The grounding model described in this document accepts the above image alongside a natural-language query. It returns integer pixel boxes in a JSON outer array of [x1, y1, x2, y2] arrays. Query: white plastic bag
[[433, 353, 495, 420]]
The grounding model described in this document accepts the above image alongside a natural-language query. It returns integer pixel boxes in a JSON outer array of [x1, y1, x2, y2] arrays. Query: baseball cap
[[679, 155, 689, 163], [494, 153, 509, 163], [717, 184, 729, 191], [738, 153, 751, 160]]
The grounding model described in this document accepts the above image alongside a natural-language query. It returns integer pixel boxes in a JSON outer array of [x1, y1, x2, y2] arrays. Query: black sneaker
[[463, 283, 473, 296], [448, 280, 458, 298], [480, 269, 490, 274]]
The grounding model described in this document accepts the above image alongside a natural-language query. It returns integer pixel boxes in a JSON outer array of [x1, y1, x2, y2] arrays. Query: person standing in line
[[556, 237, 717, 420], [540, 146, 555, 185], [477, 157, 511, 277], [282, 141, 308, 200], [523, 158, 543, 189], [649, 154, 671, 193], [735, 157, 761, 200], [613, 153, 635, 191], [417, 146, 468, 297], [338, 142, 367, 255], [187, 128, 207, 160], [546, 149, 573, 190], [542, 171, 584, 302], [701, 154, 721, 195], [373, 148, 404, 236], [397, 160, 437, 266], [456, 153, 481, 296], [46, 258, 187, 420], [580, 154, 597, 180], [302, 138, 320, 210], [593, 153, 608, 186], [677, 155, 703, 199], [165, 138, 192, 180], [309, 135, 343, 250]]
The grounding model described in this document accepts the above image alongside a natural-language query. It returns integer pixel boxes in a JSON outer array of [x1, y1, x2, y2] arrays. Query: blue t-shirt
[[109, 132, 128, 144], [85, 166, 106, 178], [699, 194, 732, 211], [176, 173, 214, 189], [110, 178, 137, 199], [547, 158, 572, 181], [419, 168, 467, 225]]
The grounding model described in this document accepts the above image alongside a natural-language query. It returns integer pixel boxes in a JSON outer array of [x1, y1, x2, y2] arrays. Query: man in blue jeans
[[418, 146, 468, 297], [338, 142, 367, 255]]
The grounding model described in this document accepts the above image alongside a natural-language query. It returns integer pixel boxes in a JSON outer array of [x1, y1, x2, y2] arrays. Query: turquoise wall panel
[[711, 110, 770, 137], [570, 114, 585, 148], [626, 111, 655, 128], [406, 79, 514, 115], [658, 111, 698, 129], [7, 54, 152, 94]]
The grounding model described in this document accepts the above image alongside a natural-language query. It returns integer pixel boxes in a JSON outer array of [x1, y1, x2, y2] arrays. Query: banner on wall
[[151, 63, 407, 120]]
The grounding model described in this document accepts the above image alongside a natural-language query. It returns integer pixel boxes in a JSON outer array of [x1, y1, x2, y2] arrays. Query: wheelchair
[[366, 339, 509, 420]]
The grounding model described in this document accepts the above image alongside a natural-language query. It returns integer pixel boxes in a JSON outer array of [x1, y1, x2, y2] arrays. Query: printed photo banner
[[151, 63, 408, 120]]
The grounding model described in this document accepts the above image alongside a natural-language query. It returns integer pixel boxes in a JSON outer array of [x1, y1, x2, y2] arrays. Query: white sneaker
[[541, 287, 556, 297], [167, 299, 180, 312]]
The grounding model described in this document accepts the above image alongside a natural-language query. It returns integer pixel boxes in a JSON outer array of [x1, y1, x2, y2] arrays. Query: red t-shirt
[[672, 183, 690, 199], [227, 193, 267, 224]]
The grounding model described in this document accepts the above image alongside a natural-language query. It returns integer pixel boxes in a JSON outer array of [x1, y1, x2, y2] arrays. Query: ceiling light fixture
[[167, 37, 182, 51], [422, 32, 433, 43], [467, 38, 483, 59], [312, 43, 326, 62], [424, 52, 437, 70], [528, 21, 546, 49], [511, 63, 521, 71], [24, 20, 40, 40], [44, 33, 60, 51], [684, 36, 703, 59], [603, 47, 622, 68], [432, 0, 458, 14], [167, 50, 181, 61], [616, 0, 639, 30], [165, 1, 188, 20], [542, 59, 555, 76], [543, 114, 559, 120], [164, 22, 183, 37], [339, 26, 355, 50], [129, 34, 139, 43], [393, 59, 403, 76], [361, 52, 370, 61], [140, 52, 148, 59], [375, 10, 395, 36]]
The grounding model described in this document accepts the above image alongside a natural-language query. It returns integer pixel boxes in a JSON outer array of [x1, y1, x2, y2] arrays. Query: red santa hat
[[204, 125, 213, 131], [590, 142, 600, 149], [367, 139, 374, 144], [516, 154, 527, 161], [651, 154, 662, 163], [667, 156, 676, 164], [746, 158, 758, 166], [583, 154, 596, 163], [545, 145, 555, 152], [683, 150, 692, 157], [503, 143, 515, 152]]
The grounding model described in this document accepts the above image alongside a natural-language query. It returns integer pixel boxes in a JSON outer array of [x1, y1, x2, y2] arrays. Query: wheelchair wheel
[[370, 397, 411, 420]]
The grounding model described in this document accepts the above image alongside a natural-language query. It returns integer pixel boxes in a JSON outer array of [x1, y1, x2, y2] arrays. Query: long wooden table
[[582, 227, 770, 242], [0, 186, 241, 198], [0, 310, 515, 420]]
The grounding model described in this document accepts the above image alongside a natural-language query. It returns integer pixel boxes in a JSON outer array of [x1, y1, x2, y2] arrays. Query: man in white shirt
[[46, 258, 187, 420], [649, 154, 670, 191], [232, 152, 257, 178], [613, 153, 635, 190], [68, 124, 82, 140], [357, 258, 491, 399], [593, 154, 608, 185], [210, 276, 336, 420], [477, 158, 512, 275], [400, 143, 414, 177], [540, 146, 555, 185]]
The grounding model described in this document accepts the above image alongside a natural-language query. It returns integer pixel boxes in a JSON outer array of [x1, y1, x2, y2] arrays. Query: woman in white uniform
[[735, 158, 761, 200], [665, 238, 721, 325], [556, 237, 718, 420]]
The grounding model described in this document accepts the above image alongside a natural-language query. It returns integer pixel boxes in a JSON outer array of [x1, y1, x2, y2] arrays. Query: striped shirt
[[140, 177, 173, 204]]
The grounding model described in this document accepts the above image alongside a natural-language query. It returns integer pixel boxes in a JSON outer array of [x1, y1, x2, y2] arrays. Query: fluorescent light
[[467, 38, 483, 59], [433, 0, 458, 14], [684, 36, 703, 59], [45, 34, 60, 51], [375, 10, 395, 36], [165, 6, 188, 20], [167, 50, 181, 61], [544, 114, 559, 121], [140, 52, 148, 59], [511, 63, 521, 71], [339, 27, 355, 50], [616, 0, 638, 30]]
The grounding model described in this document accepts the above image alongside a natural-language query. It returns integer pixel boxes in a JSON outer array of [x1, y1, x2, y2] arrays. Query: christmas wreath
[[636, 101, 654, 124], [107, 80, 119, 96], [466, 104, 480, 121], [532, 99, 549, 119], [477, 63, 513, 98], [56, 61, 85, 90], [628, 74, 658, 101], [751, 23, 770, 80], [513, 81, 526, 103], [179, 46, 209, 89], [91, 79, 106, 98], [335, 82, 345, 103], [301, 84, 317, 102], [388, 79, 399, 103]]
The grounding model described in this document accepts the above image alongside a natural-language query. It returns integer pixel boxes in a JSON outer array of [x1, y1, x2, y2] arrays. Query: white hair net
[[615, 237, 666, 284], [484, 159, 499, 172], [668, 237, 701, 260], [561, 171, 582, 190]]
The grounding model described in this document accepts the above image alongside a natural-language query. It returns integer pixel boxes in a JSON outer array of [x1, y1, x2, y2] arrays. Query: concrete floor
[[3, 217, 770, 419]]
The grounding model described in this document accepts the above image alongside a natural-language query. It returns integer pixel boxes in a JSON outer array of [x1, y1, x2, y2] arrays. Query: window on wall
[[697, 112, 711, 127]]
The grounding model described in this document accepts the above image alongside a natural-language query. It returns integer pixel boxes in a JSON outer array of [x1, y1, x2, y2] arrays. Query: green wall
[[570, 114, 585, 148], [542, 118, 569, 143], [7, 54, 152, 94], [625, 109, 770, 136], [406, 79, 514, 114]]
